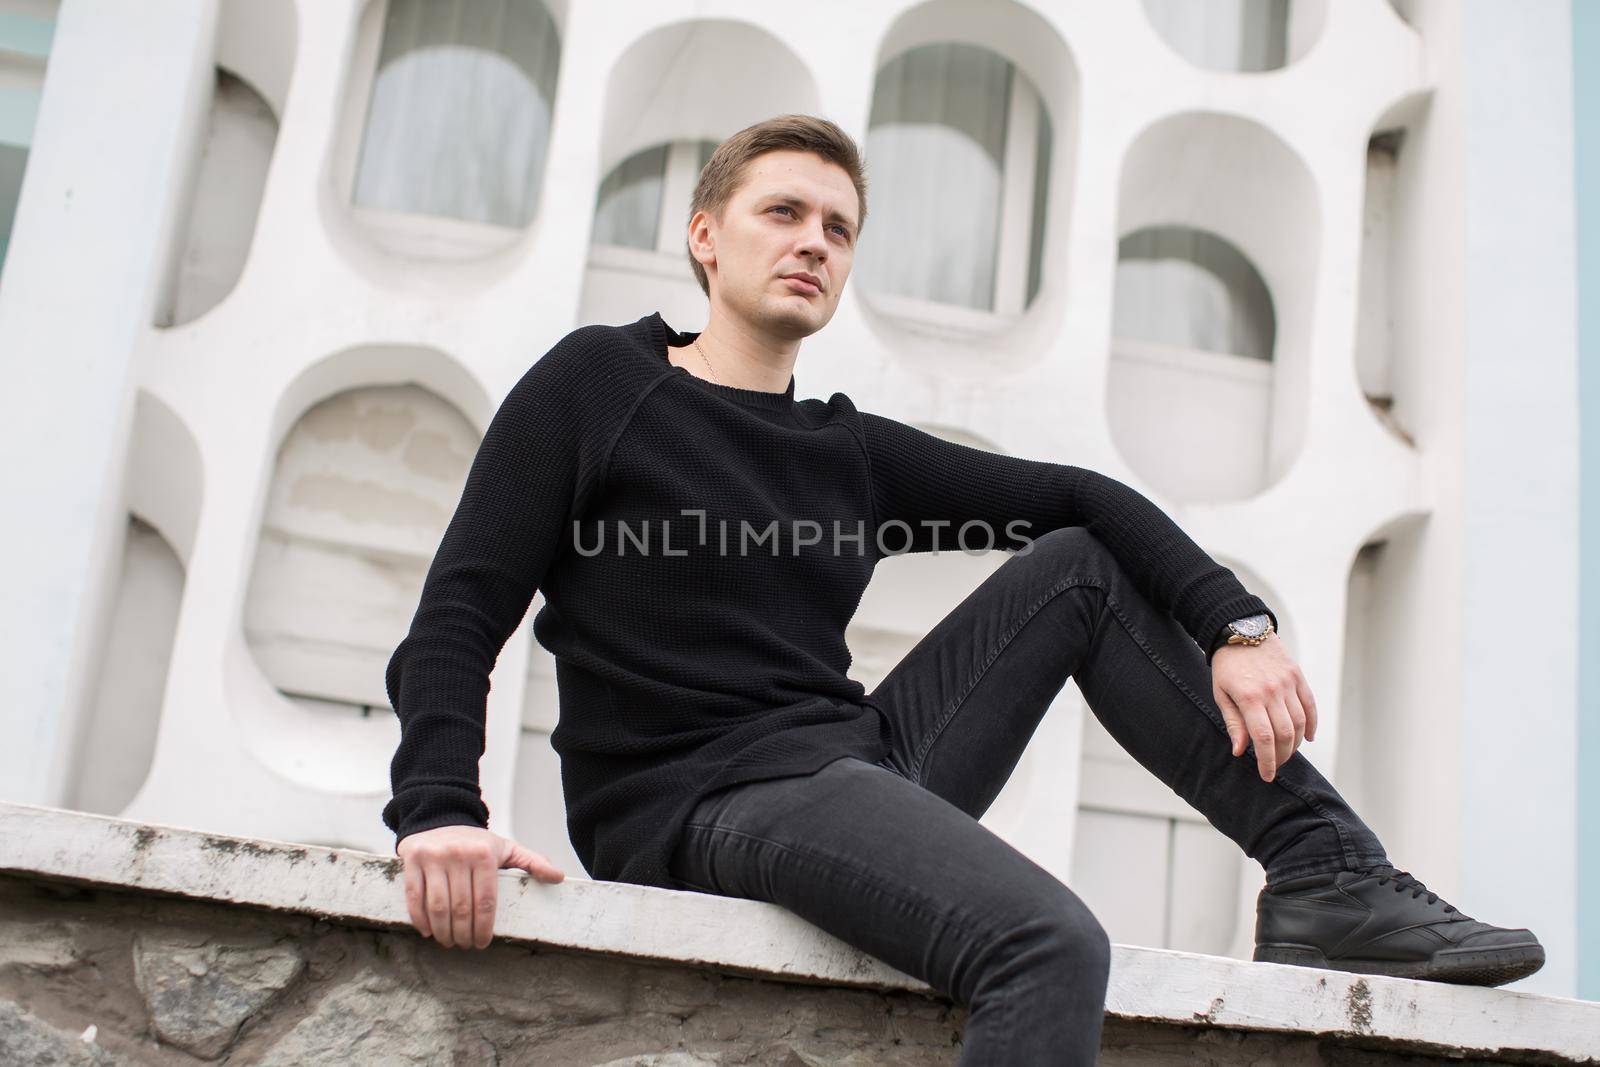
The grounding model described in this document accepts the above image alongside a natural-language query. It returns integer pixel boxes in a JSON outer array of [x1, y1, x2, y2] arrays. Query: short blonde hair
[[685, 113, 869, 298]]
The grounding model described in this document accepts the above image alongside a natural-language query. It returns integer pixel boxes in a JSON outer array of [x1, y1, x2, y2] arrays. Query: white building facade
[[0, 0, 1589, 998]]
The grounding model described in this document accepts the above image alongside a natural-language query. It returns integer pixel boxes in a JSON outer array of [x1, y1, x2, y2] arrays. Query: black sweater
[[382, 310, 1276, 890]]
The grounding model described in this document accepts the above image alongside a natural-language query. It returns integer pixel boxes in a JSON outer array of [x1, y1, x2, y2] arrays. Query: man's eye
[[771, 205, 850, 241]]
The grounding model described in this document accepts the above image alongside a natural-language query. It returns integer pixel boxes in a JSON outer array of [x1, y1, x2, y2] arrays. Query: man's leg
[[668, 755, 1113, 1065], [862, 525, 1544, 987], [866, 525, 1388, 884]]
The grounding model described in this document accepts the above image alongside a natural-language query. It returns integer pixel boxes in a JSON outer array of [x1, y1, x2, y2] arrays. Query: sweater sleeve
[[857, 410, 1276, 665], [381, 335, 603, 847]]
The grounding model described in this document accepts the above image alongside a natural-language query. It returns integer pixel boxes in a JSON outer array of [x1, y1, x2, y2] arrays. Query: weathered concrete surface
[[0, 875, 967, 1064], [1, 801, 1597, 1064]]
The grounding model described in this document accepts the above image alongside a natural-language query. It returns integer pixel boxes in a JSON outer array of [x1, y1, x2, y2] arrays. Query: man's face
[[691, 149, 860, 341]]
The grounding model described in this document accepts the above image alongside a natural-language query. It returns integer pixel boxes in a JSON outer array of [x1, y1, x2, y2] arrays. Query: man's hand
[[1212, 632, 1318, 783], [396, 825, 565, 949]]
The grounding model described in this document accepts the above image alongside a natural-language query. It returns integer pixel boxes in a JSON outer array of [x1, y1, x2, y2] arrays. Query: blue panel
[[0, 12, 53, 57], [1574, 0, 1600, 1004], [0, 87, 42, 148]]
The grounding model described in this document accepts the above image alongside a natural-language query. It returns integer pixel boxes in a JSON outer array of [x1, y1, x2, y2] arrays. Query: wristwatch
[[1217, 612, 1275, 653]]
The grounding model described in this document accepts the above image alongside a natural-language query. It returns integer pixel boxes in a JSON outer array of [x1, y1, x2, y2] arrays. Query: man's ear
[[686, 211, 716, 269]]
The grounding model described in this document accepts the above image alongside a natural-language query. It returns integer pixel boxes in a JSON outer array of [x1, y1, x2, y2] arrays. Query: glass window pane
[[1114, 227, 1276, 360], [1026, 108, 1053, 307], [859, 43, 1012, 311], [592, 144, 668, 250], [353, 0, 561, 228], [1143, 0, 1290, 73]]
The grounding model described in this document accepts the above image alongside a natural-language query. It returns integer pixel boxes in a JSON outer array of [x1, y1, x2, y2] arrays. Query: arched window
[[351, 0, 561, 230], [591, 139, 719, 252], [857, 43, 1052, 317], [1143, 0, 1316, 73], [244, 384, 479, 719], [1108, 226, 1278, 503], [1114, 227, 1275, 361]]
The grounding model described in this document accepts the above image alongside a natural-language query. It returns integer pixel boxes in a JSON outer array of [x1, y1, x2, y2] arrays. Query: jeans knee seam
[[909, 575, 1107, 785], [1098, 591, 1365, 871]]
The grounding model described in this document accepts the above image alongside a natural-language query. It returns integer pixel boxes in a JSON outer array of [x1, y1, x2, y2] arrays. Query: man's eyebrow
[[763, 193, 858, 232]]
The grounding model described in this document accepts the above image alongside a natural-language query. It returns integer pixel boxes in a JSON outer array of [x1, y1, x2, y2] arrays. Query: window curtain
[[1026, 111, 1052, 308], [860, 43, 1012, 312], [591, 139, 720, 252], [353, 0, 560, 228], [592, 144, 668, 250], [1142, 0, 1289, 73], [1114, 227, 1276, 361]]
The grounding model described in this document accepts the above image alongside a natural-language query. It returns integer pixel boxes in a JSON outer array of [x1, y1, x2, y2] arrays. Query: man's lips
[[782, 274, 821, 294]]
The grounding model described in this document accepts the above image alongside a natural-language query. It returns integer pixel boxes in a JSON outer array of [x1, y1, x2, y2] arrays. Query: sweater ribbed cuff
[[382, 781, 490, 852]]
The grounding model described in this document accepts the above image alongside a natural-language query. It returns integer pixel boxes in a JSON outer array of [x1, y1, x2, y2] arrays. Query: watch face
[[1232, 613, 1270, 638]]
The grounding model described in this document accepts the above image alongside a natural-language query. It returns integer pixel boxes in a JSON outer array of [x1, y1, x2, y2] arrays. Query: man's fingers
[[1286, 688, 1307, 754], [1248, 702, 1279, 782], [397, 827, 543, 949], [1299, 674, 1319, 742], [448, 863, 474, 950], [423, 861, 453, 947], [502, 840, 566, 884], [472, 861, 498, 949], [1271, 693, 1296, 772], [403, 858, 431, 938], [1215, 687, 1246, 757], [526, 851, 566, 883]]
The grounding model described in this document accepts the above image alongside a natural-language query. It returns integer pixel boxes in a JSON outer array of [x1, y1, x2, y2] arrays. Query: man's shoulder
[[543, 314, 655, 368], [525, 314, 663, 398], [797, 389, 863, 421]]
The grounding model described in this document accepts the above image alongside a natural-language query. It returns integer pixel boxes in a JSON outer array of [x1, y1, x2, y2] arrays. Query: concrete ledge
[[2, 801, 1597, 1064]]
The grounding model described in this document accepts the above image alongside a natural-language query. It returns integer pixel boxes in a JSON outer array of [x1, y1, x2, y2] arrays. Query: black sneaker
[[1254, 863, 1545, 987]]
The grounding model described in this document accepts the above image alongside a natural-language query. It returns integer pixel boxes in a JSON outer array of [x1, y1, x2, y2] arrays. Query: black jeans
[[667, 527, 1389, 1065]]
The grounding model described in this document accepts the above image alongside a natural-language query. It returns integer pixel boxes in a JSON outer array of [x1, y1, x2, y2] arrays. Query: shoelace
[[1358, 864, 1457, 913]]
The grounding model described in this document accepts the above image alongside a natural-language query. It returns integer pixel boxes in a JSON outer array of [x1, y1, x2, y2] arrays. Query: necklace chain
[[691, 337, 721, 385]]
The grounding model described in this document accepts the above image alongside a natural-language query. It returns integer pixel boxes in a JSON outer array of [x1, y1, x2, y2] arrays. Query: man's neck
[[678, 316, 798, 393]]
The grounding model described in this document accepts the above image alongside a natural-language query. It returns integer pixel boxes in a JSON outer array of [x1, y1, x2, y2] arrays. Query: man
[[383, 114, 1544, 1063]]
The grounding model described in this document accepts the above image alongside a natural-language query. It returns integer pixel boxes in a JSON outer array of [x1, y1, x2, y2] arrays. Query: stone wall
[[0, 874, 969, 1065], [2, 802, 1596, 1065]]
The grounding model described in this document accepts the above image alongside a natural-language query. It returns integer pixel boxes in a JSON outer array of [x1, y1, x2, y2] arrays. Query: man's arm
[[855, 411, 1276, 662], [382, 339, 593, 843]]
